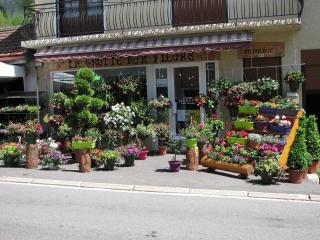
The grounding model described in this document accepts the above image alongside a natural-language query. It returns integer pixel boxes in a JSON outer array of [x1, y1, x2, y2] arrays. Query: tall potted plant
[[24, 120, 43, 169], [154, 123, 170, 155], [180, 125, 200, 148], [305, 115, 320, 174], [287, 127, 311, 183], [284, 70, 305, 92], [166, 135, 185, 172]]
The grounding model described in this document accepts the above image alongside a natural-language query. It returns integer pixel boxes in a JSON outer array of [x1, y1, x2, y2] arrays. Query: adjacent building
[[20, 0, 320, 132]]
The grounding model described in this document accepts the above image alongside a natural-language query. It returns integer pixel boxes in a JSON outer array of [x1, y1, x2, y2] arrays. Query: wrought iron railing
[[22, 0, 304, 40]]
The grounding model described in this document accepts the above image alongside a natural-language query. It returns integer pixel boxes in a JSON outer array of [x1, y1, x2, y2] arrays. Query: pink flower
[[198, 122, 205, 129]]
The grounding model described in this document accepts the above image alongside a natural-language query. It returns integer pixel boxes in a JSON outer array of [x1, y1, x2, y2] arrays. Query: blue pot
[[259, 107, 277, 115], [270, 125, 291, 135]]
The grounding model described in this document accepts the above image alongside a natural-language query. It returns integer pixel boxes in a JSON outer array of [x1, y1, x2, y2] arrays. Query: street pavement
[[0, 154, 319, 195], [0, 182, 319, 240]]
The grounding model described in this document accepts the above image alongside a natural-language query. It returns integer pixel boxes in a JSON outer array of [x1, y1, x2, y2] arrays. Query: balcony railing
[[22, 0, 304, 40]]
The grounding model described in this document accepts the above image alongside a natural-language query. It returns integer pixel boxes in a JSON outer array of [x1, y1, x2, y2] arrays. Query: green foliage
[[305, 115, 320, 161], [0, 9, 23, 28], [85, 128, 102, 143], [255, 159, 282, 177], [215, 78, 232, 96], [77, 110, 98, 128], [130, 99, 153, 125], [180, 125, 201, 139], [134, 124, 156, 140], [75, 79, 94, 96], [100, 130, 121, 150], [57, 124, 72, 140], [284, 70, 305, 84], [100, 150, 120, 166], [64, 98, 74, 111], [287, 127, 311, 170], [90, 98, 106, 111], [76, 67, 95, 83], [74, 95, 91, 109], [201, 119, 225, 143]]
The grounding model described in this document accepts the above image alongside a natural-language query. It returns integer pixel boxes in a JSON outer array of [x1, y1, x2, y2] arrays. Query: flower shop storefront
[[36, 32, 253, 134]]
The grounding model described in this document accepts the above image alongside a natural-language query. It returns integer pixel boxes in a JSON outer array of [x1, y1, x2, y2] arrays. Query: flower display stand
[[201, 156, 254, 177], [186, 146, 199, 171], [75, 149, 91, 173], [26, 144, 39, 169]]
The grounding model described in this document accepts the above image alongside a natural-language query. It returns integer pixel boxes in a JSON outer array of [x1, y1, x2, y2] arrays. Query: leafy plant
[[255, 158, 282, 178], [133, 124, 156, 141], [215, 78, 232, 96], [166, 135, 185, 161], [41, 150, 64, 168], [104, 103, 135, 131], [100, 150, 120, 167], [57, 124, 72, 140], [85, 128, 102, 144], [130, 99, 154, 125], [287, 127, 311, 170], [277, 98, 299, 110], [117, 75, 142, 95], [154, 123, 170, 139], [100, 130, 122, 150], [284, 70, 305, 85], [248, 133, 264, 144], [201, 119, 224, 143], [305, 115, 320, 162], [180, 125, 201, 139], [148, 95, 171, 109]]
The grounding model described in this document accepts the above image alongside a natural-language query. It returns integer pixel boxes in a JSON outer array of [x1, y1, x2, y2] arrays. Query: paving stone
[[80, 182, 134, 191], [0, 176, 32, 183], [190, 188, 248, 197], [134, 185, 189, 194], [31, 178, 81, 187], [248, 191, 310, 201]]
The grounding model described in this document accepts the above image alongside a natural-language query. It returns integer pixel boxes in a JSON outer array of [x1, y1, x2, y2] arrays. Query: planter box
[[72, 141, 96, 150], [201, 157, 254, 177], [186, 138, 197, 148], [259, 107, 277, 115], [226, 136, 248, 146], [255, 121, 269, 132], [276, 109, 299, 117], [233, 121, 254, 130], [238, 105, 258, 114], [270, 125, 291, 135]]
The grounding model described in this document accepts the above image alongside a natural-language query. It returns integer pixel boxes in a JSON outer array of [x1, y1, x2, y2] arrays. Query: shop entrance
[[153, 62, 209, 134]]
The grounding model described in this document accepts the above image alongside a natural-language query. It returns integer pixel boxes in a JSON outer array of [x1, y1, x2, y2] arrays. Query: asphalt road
[[0, 183, 319, 240]]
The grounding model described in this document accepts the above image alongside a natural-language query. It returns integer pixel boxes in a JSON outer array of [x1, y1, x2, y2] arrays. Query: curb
[[0, 176, 319, 202]]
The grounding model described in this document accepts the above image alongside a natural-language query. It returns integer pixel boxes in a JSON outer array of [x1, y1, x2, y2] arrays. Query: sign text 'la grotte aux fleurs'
[[67, 52, 219, 69]]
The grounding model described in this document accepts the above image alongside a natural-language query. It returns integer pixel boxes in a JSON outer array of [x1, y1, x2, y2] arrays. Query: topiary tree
[[305, 115, 320, 162], [287, 127, 311, 170]]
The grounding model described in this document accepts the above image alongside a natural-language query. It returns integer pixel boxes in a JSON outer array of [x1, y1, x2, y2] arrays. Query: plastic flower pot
[[238, 105, 258, 114], [270, 125, 291, 135], [72, 141, 96, 150], [169, 160, 182, 172], [138, 150, 149, 160], [124, 155, 135, 167], [276, 109, 299, 117], [259, 107, 277, 115], [260, 173, 275, 185], [226, 136, 248, 146], [104, 164, 115, 171], [288, 169, 306, 184], [186, 138, 197, 148], [3, 155, 19, 167], [233, 121, 254, 130], [308, 160, 320, 174], [255, 121, 269, 132], [289, 81, 300, 92]]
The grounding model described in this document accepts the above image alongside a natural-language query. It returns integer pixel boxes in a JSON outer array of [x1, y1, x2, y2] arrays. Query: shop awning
[[35, 32, 253, 62]]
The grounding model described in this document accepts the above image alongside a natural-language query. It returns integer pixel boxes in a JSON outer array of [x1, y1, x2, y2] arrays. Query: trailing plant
[[130, 99, 154, 125], [117, 75, 142, 95], [201, 119, 224, 143], [255, 158, 282, 178], [305, 115, 320, 162], [154, 123, 170, 139], [100, 150, 120, 167], [148, 95, 171, 109], [284, 70, 305, 85]]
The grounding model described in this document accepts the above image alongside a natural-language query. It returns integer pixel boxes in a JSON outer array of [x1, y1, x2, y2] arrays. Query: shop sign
[[239, 42, 285, 58], [67, 52, 218, 69]]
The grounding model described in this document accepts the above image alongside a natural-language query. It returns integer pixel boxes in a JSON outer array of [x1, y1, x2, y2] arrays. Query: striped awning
[[35, 32, 253, 62]]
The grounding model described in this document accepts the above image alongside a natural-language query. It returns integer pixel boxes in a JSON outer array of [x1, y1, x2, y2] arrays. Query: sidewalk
[[0, 154, 319, 196]]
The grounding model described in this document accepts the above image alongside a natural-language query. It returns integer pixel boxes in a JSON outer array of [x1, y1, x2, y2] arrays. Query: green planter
[[226, 136, 248, 146], [238, 105, 258, 114], [72, 141, 96, 150], [186, 138, 197, 148], [233, 121, 254, 130]]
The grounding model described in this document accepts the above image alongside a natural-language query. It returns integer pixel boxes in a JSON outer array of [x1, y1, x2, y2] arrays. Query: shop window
[[206, 62, 216, 92], [156, 68, 168, 97], [52, 72, 75, 94]]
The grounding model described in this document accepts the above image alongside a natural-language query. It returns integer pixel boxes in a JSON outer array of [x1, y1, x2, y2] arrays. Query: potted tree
[[287, 127, 311, 183], [154, 123, 170, 155], [166, 135, 185, 172], [284, 70, 305, 92], [100, 150, 120, 171], [305, 115, 320, 174], [254, 159, 282, 184]]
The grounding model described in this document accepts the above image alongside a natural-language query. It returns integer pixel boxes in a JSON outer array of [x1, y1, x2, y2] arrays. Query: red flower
[[226, 131, 234, 137], [36, 124, 43, 134], [212, 114, 218, 120]]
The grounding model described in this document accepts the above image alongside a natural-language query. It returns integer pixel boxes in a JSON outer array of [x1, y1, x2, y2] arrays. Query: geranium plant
[[226, 130, 249, 138]]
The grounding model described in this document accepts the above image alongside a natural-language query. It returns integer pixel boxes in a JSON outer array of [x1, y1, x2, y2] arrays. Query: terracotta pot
[[159, 146, 168, 155], [75, 149, 91, 173], [26, 144, 38, 169], [308, 160, 320, 174], [288, 169, 306, 184]]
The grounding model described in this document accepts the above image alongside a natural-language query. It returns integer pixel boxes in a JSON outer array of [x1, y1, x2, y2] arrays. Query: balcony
[[22, 0, 304, 41]]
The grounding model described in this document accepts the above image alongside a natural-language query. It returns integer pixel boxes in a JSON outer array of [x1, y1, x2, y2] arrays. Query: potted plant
[[238, 99, 259, 114], [154, 123, 170, 155], [287, 127, 311, 183], [148, 95, 171, 123], [24, 120, 43, 169], [259, 101, 278, 115], [72, 136, 96, 150], [284, 70, 305, 92], [100, 150, 120, 171], [226, 130, 249, 146], [269, 115, 292, 135], [122, 145, 139, 167], [305, 115, 320, 174], [41, 149, 64, 170], [201, 119, 225, 145], [233, 117, 254, 130], [276, 98, 299, 116], [254, 158, 282, 184], [255, 115, 269, 132], [2, 143, 22, 167], [180, 125, 201, 148], [134, 124, 156, 159], [248, 133, 264, 149], [166, 135, 185, 172]]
